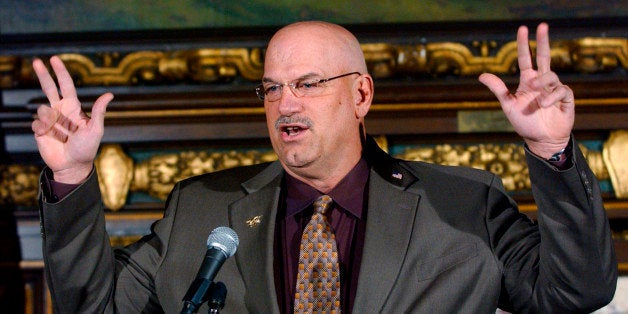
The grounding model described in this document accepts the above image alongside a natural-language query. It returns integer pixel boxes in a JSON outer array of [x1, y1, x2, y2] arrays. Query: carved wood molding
[[3, 131, 627, 210], [1, 37, 626, 89]]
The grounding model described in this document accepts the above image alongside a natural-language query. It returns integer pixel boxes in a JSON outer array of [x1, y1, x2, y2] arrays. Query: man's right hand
[[31, 56, 113, 184]]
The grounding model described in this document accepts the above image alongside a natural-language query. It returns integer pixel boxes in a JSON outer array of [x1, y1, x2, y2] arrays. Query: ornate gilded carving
[[394, 142, 532, 191], [0, 55, 20, 88], [364, 40, 518, 77], [51, 48, 263, 86], [176, 48, 264, 82], [94, 145, 134, 211], [364, 37, 627, 78], [60, 52, 166, 85], [94, 131, 625, 210], [580, 145, 610, 182], [2, 131, 627, 209], [128, 148, 278, 206], [0, 164, 40, 206], [604, 130, 628, 198], [1, 37, 625, 88], [395, 140, 617, 193], [572, 37, 628, 72]]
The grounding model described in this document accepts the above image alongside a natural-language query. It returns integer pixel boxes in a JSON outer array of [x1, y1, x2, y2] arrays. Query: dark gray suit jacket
[[40, 137, 617, 313]]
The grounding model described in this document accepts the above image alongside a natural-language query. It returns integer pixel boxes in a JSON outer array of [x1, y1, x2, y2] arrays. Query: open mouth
[[281, 125, 306, 136], [275, 116, 312, 139]]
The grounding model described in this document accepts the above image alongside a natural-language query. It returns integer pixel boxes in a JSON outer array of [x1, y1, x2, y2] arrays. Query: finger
[[50, 56, 78, 100], [89, 92, 113, 131], [32, 120, 68, 142], [539, 84, 574, 109], [42, 125, 69, 143], [32, 58, 60, 105], [55, 110, 79, 133], [479, 73, 513, 111], [516, 25, 533, 72], [32, 105, 59, 136], [50, 127, 69, 143], [32, 119, 52, 137], [535, 23, 551, 74], [533, 71, 561, 93], [32, 106, 69, 143]]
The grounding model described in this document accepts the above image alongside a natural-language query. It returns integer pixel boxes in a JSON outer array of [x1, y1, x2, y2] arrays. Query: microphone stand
[[180, 281, 227, 314], [207, 282, 227, 314]]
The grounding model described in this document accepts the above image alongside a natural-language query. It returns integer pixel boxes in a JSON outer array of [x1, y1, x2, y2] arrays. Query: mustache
[[274, 115, 313, 130]]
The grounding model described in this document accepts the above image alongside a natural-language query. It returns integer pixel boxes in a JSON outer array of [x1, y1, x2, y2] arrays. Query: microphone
[[181, 226, 239, 314]]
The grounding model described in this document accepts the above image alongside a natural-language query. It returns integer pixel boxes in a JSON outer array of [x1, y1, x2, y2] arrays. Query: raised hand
[[31, 56, 113, 184], [479, 23, 574, 159]]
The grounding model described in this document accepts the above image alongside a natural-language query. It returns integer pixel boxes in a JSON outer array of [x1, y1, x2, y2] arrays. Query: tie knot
[[313, 195, 333, 214]]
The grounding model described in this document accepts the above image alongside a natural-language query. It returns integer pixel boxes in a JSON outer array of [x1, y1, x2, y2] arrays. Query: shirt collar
[[285, 158, 369, 219]]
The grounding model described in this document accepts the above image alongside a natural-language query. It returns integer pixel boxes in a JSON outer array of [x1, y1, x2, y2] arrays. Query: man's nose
[[277, 85, 301, 115]]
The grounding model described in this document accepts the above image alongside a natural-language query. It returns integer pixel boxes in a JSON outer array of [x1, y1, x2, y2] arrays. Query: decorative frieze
[[1, 37, 625, 88], [3, 131, 626, 211]]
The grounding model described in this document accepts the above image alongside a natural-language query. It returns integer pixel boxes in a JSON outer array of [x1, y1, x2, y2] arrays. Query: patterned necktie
[[294, 195, 341, 313]]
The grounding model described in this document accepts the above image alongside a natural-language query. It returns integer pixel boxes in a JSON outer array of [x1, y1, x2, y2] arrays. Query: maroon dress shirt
[[274, 158, 369, 313]]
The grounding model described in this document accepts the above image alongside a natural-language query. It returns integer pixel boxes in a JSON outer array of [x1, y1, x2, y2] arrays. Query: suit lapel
[[229, 162, 283, 314], [354, 138, 421, 312], [225, 137, 421, 312]]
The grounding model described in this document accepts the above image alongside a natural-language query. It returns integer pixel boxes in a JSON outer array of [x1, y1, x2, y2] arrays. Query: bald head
[[264, 21, 368, 75], [261, 21, 374, 190]]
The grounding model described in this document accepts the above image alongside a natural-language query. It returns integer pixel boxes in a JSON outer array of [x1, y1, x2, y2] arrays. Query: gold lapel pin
[[246, 215, 263, 228]]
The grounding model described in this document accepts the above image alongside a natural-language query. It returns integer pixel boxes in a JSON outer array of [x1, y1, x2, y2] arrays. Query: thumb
[[479, 73, 512, 111], [90, 92, 113, 131]]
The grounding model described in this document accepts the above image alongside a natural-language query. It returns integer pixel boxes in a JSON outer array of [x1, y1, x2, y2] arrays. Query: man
[[33, 21, 616, 313]]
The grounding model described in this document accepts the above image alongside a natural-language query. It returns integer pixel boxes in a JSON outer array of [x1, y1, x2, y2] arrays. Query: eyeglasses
[[255, 72, 361, 102]]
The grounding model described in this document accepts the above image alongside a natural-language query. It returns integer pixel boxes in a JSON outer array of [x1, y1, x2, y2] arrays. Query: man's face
[[262, 26, 364, 181]]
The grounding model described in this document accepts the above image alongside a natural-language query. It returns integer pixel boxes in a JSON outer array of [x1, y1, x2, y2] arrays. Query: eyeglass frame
[[255, 71, 361, 101]]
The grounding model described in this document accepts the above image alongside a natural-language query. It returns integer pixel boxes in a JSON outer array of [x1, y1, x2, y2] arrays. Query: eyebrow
[[262, 72, 323, 84]]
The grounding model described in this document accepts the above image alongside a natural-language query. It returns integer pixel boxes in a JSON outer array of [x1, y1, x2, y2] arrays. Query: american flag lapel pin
[[392, 171, 403, 180]]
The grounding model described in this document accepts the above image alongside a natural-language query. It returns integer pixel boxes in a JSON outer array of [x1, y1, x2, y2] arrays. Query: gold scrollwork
[[93, 145, 278, 210], [394, 142, 532, 191], [178, 48, 264, 82], [394, 141, 618, 193], [363, 37, 626, 78], [0, 55, 20, 88], [94, 145, 134, 211], [60, 52, 167, 85], [572, 37, 628, 72], [1, 37, 625, 88], [0, 48, 264, 88], [0, 164, 40, 206], [54, 48, 263, 87], [128, 148, 278, 208], [2, 131, 627, 209], [604, 130, 628, 198], [93, 131, 625, 211]]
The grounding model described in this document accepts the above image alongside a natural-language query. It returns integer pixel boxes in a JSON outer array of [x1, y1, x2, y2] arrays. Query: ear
[[353, 74, 373, 118]]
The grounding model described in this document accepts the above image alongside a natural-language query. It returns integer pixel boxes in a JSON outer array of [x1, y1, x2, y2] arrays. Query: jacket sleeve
[[40, 168, 181, 313], [40, 169, 117, 313], [493, 138, 617, 313]]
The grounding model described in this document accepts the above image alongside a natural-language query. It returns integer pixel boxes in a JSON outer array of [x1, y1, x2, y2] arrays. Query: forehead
[[263, 24, 347, 80]]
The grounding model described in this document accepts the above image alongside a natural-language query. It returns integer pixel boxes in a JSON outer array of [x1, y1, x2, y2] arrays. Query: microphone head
[[207, 226, 239, 258]]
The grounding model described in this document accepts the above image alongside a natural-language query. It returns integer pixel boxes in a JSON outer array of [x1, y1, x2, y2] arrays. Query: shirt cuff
[[42, 167, 82, 203]]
